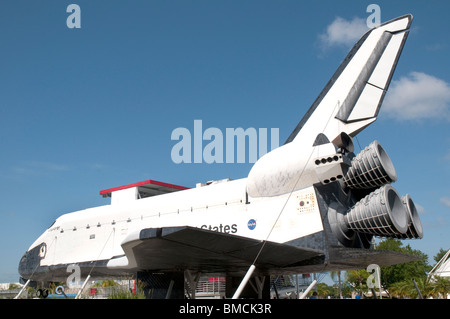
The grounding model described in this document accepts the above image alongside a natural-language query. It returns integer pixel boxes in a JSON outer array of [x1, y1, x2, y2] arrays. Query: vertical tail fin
[[285, 14, 412, 145]]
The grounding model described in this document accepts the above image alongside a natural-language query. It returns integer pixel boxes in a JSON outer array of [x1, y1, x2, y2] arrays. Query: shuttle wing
[[119, 226, 418, 275], [121, 226, 322, 274], [285, 14, 412, 144]]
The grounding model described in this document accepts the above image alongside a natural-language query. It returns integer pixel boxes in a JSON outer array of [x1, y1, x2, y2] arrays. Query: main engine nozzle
[[344, 140, 397, 189], [397, 194, 424, 239], [345, 184, 408, 237], [327, 140, 424, 247]]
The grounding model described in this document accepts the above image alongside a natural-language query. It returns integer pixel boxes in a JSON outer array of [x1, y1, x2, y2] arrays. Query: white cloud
[[12, 161, 69, 176], [383, 72, 450, 121], [445, 150, 450, 161], [28, 161, 69, 171], [440, 197, 450, 208], [318, 16, 368, 49]]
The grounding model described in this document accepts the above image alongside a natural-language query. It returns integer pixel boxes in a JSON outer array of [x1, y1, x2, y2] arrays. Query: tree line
[[311, 239, 449, 299]]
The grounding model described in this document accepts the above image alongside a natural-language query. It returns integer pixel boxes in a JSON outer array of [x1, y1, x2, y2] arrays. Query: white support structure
[[75, 275, 91, 299], [299, 280, 317, 299], [232, 264, 256, 299], [13, 279, 30, 299]]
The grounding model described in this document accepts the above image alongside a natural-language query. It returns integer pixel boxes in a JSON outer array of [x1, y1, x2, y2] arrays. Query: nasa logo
[[247, 219, 256, 230]]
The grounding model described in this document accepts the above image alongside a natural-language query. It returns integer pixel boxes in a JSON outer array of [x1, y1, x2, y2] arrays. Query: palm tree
[[315, 283, 333, 299], [330, 270, 342, 299], [346, 269, 369, 298], [431, 276, 450, 299], [389, 280, 409, 299], [410, 277, 433, 299]]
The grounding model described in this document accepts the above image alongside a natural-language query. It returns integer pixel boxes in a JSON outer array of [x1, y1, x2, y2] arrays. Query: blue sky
[[0, 1, 449, 283]]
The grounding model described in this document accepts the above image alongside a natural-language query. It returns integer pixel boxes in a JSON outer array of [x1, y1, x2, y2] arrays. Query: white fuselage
[[30, 178, 323, 271]]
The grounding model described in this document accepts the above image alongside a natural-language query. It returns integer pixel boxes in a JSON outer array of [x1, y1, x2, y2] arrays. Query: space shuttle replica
[[19, 15, 423, 298]]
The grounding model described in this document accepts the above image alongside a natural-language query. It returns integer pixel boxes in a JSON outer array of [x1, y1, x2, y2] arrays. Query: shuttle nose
[[18, 251, 31, 279], [18, 243, 46, 280]]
